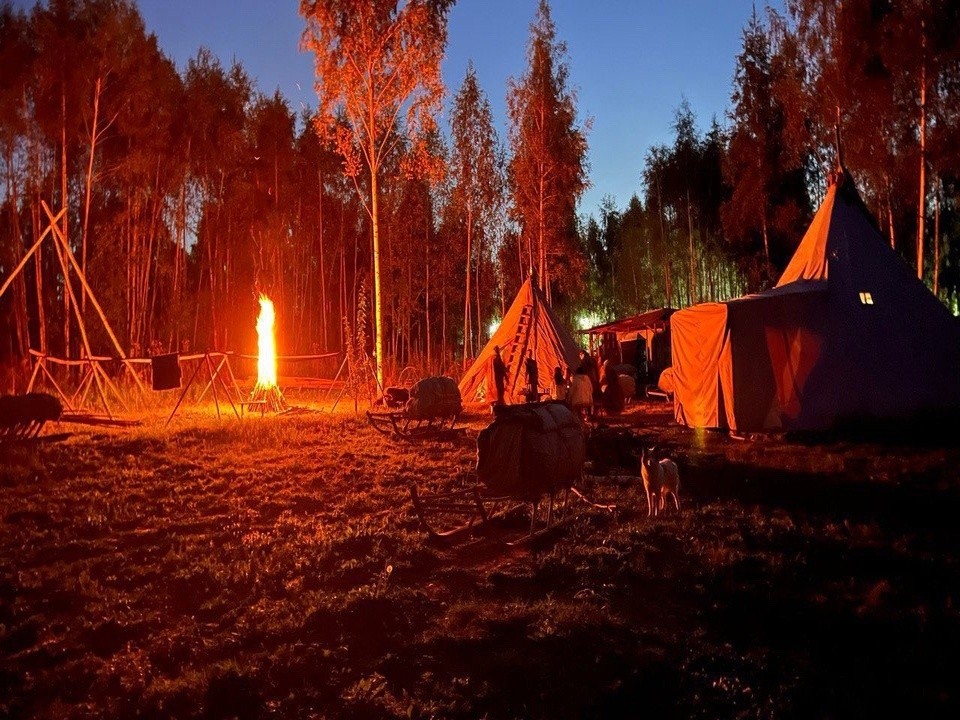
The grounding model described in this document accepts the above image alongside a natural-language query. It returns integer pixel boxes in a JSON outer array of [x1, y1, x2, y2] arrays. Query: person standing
[[601, 359, 625, 415], [553, 365, 566, 400], [524, 354, 539, 402], [492, 345, 507, 406]]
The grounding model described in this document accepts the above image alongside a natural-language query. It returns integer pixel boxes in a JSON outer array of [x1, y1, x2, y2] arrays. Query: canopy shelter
[[671, 170, 960, 432], [459, 278, 580, 404], [582, 307, 675, 382]]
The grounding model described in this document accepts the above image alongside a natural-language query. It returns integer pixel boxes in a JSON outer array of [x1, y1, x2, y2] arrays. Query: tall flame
[[255, 295, 277, 389]]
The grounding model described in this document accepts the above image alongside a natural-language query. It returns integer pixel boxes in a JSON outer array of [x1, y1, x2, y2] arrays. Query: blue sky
[[109, 1, 780, 218]]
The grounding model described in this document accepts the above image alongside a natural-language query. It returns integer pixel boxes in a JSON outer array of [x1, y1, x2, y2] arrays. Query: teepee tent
[[459, 278, 580, 404], [671, 170, 960, 432]]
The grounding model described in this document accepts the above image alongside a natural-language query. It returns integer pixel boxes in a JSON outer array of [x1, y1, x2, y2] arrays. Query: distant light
[[858, 292, 874, 305], [578, 312, 603, 330], [488, 317, 501, 336]]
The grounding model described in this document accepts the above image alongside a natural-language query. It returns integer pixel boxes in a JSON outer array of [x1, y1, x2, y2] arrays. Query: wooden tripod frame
[[0, 201, 148, 417], [165, 352, 243, 426]]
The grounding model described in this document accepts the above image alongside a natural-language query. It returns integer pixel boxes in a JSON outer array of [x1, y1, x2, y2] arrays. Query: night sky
[[17, 0, 783, 217]]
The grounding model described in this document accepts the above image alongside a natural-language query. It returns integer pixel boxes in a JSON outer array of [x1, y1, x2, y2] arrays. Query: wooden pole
[[214, 357, 241, 419], [40, 360, 76, 413], [45, 218, 113, 418], [97, 361, 130, 414], [197, 354, 239, 419], [221, 354, 244, 404], [165, 356, 206, 427], [41, 201, 148, 394], [70, 365, 94, 409], [0, 209, 64, 301], [206, 354, 221, 419], [324, 354, 348, 408], [26, 356, 42, 393]]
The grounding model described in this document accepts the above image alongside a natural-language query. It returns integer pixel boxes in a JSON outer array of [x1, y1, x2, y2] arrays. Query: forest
[[2, 0, 960, 385]]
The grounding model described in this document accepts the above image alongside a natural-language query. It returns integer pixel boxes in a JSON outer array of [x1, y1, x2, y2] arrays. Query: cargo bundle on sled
[[367, 376, 462, 438], [409, 401, 586, 540]]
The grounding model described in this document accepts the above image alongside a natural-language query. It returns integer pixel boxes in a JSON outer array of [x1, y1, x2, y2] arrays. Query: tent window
[[858, 292, 874, 305]]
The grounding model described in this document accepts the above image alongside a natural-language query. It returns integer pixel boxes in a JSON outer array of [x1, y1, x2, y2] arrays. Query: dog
[[640, 445, 681, 517]]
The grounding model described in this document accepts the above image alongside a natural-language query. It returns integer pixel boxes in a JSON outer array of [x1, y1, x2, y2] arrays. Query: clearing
[[2, 402, 959, 718]]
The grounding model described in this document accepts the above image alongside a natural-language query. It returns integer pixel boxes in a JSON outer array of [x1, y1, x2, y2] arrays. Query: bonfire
[[249, 294, 287, 413]]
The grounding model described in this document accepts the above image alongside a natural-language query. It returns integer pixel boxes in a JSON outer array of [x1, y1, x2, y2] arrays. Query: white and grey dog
[[640, 446, 681, 517]]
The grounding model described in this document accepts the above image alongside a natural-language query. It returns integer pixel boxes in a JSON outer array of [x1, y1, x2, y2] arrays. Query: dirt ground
[[2, 399, 959, 719]]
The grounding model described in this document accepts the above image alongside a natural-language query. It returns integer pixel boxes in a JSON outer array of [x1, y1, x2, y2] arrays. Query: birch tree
[[300, 0, 452, 387]]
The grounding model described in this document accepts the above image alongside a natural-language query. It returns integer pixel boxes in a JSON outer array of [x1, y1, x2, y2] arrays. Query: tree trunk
[[425, 212, 431, 373], [60, 85, 70, 357], [318, 168, 328, 350], [81, 76, 102, 321], [686, 189, 697, 304], [475, 230, 482, 351], [933, 177, 940, 297], [886, 180, 895, 249], [538, 183, 546, 303], [3, 143, 28, 358], [761, 215, 770, 267], [656, 172, 671, 306], [463, 207, 473, 367], [441, 261, 447, 369], [34, 216, 46, 353], [916, 33, 927, 280]]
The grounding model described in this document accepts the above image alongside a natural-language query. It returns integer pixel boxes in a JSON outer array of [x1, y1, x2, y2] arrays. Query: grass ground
[[2, 400, 959, 719]]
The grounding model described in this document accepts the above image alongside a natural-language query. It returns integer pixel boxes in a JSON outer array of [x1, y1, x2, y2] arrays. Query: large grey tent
[[671, 170, 960, 432], [459, 278, 580, 404]]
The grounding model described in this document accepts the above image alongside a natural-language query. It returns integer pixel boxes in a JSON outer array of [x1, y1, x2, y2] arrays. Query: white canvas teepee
[[459, 278, 580, 404]]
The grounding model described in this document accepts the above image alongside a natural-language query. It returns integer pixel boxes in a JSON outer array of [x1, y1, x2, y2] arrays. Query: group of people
[[569, 348, 626, 417], [490, 345, 626, 417]]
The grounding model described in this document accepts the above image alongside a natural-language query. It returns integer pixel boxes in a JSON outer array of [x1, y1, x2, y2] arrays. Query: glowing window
[[858, 292, 874, 305]]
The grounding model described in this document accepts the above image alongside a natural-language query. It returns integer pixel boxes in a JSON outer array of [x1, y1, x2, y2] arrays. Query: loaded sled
[[409, 401, 587, 540], [367, 376, 462, 438]]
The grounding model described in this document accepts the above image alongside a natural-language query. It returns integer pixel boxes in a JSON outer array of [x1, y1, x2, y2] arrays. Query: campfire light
[[255, 295, 278, 390], [249, 294, 286, 413]]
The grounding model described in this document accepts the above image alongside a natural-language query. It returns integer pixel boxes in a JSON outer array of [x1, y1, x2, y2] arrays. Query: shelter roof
[[728, 279, 828, 306], [581, 307, 676, 335]]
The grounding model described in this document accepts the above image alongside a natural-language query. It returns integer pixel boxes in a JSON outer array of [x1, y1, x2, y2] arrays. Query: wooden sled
[[366, 409, 460, 439], [0, 393, 63, 440], [409, 475, 574, 543], [410, 402, 588, 543]]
